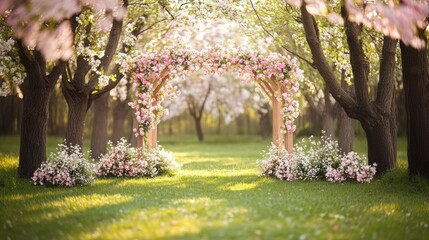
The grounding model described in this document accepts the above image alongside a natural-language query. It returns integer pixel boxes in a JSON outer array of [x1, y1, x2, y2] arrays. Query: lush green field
[[0, 135, 428, 240]]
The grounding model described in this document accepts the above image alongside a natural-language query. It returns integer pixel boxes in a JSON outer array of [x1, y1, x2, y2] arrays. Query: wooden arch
[[136, 68, 293, 153]]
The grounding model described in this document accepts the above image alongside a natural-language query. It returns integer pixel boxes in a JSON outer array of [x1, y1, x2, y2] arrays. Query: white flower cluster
[[0, 37, 26, 97], [123, 23, 137, 49], [293, 135, 342, 180], [258, 134, 377, 183], [96, 138, 181, 177], [32, 143, 96, 186], [74, 12, 113, 88]]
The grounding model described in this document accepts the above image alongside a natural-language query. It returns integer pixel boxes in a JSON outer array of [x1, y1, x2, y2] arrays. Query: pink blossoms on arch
[[127, 45, 303, 138]]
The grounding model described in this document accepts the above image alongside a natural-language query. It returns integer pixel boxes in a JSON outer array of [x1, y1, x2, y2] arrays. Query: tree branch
[[375, 37, 397, 113], [249, 0, 315, 67], [47, 61, 66, 88], [300, 4, 358, 118], [341, 6, 372, 112], [159, 0, 175, 19], [198, 83, 212, 116], [136, 18, 168, 35], [73, 21, 93, 90], [16, 40, 44, 86], [304, 93, 322, 116], [86, 16, 125, 92]]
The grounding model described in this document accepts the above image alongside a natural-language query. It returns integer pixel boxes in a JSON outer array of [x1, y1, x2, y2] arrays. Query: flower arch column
[[255, 78, 293, 153], [135, 69, 170, 150]]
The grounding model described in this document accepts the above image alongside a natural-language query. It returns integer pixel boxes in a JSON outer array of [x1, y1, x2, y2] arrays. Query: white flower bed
[[258, 135, 377, 183], [96, 138, 181, 178], [32, 144, 96, 186]]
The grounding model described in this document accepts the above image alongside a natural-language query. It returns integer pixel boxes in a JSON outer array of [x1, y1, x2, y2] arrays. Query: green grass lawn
[[0, 134, 428, 240]]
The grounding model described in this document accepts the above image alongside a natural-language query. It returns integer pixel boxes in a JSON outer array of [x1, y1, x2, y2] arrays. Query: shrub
[[96, 138, 137, 177], [325, 152, 377, 183], [136, 146, 181, 177], [32, 144, 96, 187], [258, 144, 297, 181], [294, 135, 341, 180], [258, 135, 377, 183], [96, 138, 180, 177]]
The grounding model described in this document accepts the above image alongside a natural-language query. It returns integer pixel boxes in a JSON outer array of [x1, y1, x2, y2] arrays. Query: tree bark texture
[[194, 116, 204, 142], [258, 103, 271, 139], [16, 40, 65, 178], [338, 107, 354, 153], [62, 88, 89, 149], [19, 80, 52, 177], [0, 94, 22, 134], [90, 92, 109, 159], [401, 37, 429, 179], [112, 99, 130, 142], [304, 87, 335, 138], [48, 87, 67, 136], [338, 77, 355, 154]]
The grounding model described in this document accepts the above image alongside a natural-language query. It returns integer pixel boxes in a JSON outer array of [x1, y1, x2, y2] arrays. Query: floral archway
[[128, 45, 303, 153]]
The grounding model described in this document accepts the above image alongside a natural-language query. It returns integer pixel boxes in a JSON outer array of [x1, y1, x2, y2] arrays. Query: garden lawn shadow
[[1, 135, 428, 239]]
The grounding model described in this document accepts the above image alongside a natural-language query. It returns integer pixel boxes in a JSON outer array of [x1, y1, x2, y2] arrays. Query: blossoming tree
[[284, 0, 429, 177], [1, 0, 124, 177], [128, 45, 303, 153]]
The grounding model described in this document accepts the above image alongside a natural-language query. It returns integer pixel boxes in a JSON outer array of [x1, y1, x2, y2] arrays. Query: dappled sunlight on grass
[[25, 194, 134, 221], [77, 197, 249, 240], [1, 135, 429, 239], [367, 203, 399, 216], [220, 182, 259, 191]]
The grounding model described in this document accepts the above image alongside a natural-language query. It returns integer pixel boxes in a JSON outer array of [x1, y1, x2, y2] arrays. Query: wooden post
[[272, 96, 284, 148], [149, 126, 157, 149], [137, 135, 144, 149], [284, 132, 293, 153]]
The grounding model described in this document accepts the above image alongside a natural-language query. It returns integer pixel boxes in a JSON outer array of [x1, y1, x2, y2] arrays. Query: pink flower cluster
[[96, 140, 141, 177], [33, 167, 75, 187], [96, 139, 180, 177], [274, 156, 297, 181], [325, 152, 377, 183], [129, 45, 303, 138]]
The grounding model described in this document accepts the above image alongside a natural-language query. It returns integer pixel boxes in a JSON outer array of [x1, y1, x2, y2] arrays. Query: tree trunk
[[300, 6, 397, 174], [362, 118, 396, 174], [168, 120, 173, 136], [258, 111, 270, 139], [0, 95, 16, 134], [236, 114, 245, 135], [63, 90, 89, 149], [18, 79, 52, 178], [90, 93, 109, 159], [338, 107, 354, 153], [322, 87, 335, 137], [321, 113, 335, 137], [129, 118, 137, 147], [216, 114, 222, 135], [401, 38, 429, 179], [112, 99, 129, 142], [338, 78, 355, 154], [193, 116, 204, 142]]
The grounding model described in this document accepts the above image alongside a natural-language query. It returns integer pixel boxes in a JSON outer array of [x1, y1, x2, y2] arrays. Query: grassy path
[[1, 135, 428, 239]]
